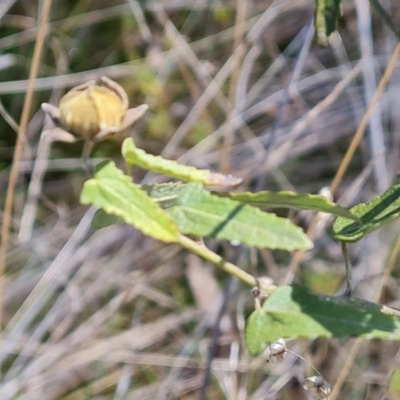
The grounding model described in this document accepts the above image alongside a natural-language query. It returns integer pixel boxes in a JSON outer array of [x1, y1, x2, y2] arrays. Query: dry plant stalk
[[0, 0, 53, 342]]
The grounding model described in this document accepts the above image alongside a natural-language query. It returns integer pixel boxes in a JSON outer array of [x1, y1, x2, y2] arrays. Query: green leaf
[[91, 183, 185, 229], [122, 138, 241, 187], [228, 190, 357, 220], [167, 183, 313, 251], [92, 209, 123, 229], [315, 0, 341, 46], [80, 161, 179, 243], [246, 285, 400, 355], [333, 184, 400, 242]]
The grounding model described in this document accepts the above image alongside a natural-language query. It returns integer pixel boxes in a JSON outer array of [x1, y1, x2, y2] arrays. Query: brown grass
[[1, 0, 400, 399]]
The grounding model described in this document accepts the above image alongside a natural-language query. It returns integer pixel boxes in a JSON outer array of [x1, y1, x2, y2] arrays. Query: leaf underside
[[246, 285, 400, 355]]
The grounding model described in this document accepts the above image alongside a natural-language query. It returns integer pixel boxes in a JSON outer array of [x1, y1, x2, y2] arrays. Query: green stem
[[341, 241, 352, 296], [178, 234, 258, 288], [125, 161, 133, 178]]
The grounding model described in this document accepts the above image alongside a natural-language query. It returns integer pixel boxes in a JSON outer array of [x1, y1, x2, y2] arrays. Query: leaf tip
[[207, 171, 242, 187]]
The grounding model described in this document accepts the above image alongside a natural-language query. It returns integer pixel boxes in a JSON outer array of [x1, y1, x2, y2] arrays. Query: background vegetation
[[1, 0, 400, 398]]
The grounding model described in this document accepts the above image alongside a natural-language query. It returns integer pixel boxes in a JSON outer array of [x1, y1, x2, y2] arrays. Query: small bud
[[41, 77, 148, 163], [266, 338, 287, 364], [257, 276, 276, 298], [303, 376, 331, 400], [58, 78, 126, 141]]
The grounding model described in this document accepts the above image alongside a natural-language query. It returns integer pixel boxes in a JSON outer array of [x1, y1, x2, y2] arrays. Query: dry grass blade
[[355, 0, 388, 192], [330, 43, 400, 196], [2, 1, 400, 399], [0, 0, 53, 351]]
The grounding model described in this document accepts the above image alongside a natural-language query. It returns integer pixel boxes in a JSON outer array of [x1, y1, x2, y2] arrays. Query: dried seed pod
[[266, 338, 287, 364], [58, 77, 127, 141], [41, 76, 148, 162], [303, 376, 331, 400], [255, 276, 276, 299]]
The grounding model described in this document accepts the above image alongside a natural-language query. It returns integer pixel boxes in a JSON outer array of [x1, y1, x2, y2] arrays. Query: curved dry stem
[[330, 43, 400, 196], [0, 0, 54, 344], [284, 42, 400, 287]]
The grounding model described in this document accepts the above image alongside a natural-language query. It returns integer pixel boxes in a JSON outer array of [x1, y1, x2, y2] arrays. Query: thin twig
[[369, 0, 400, 41], [220, 0, 247, 173], [356, 0, 388, 191], [322, 43, 400, 400], [255, 19, 314, 191], [285, 42, 400, 286], [127, 0, 152, 43], [330, 42, 400, 196], [341, 241, 352, 296], [0, 98, 18, 132], [0, 0, 53, 336], [0, 0, 16, 19], [199, 276, 234, 400], [331, 222, 400, 400]]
